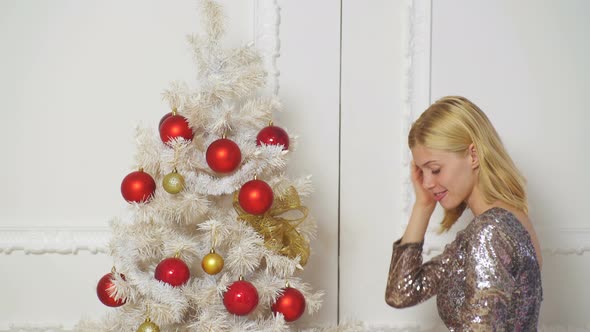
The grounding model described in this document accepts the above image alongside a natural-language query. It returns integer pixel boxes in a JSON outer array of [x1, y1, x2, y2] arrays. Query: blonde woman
[[385, 96, 542, 330]]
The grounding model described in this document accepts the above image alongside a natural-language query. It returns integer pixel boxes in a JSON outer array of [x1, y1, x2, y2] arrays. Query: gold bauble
[[162, 170, 185, 194], [201, 248, 224, 275], [137, 318, 160, 332]]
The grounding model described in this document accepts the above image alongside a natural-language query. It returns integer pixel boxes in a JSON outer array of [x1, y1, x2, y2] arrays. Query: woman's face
[[411, 144, 479, 210]]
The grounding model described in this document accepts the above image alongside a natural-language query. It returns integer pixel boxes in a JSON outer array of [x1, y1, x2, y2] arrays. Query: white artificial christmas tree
[[77, 1, 325, 331]]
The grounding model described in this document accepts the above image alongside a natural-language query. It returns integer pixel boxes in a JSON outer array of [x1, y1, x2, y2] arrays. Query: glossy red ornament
[[256, 125, 289, 150], [238, 179, 274, 215], [272, 287, 306, 322], [159, 115, 193, 143], [158, 112, 173, 128], [121, 170, 156, 203], [96, 272, 126, 307], [223, 280, 259, 316], [206, 138, 242, 173], [154, 257, 190, 287]]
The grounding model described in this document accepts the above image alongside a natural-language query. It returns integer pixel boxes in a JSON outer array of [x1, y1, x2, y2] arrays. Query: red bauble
[[96, 272, 126, 307], [154, 257, 190, 287], [121, 170, 156, 203], [238, 179, 274, 215], [223, 280, 259, 316], [206, 138, 242, 173], [159, 115, 194, 143], [158, 112, 173, 128], [272, 287, 306, 322], [256, 125, 290, 150]]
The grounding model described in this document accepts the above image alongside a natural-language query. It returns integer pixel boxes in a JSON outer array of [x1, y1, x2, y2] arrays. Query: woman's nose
[[422, 173, 435, 190]]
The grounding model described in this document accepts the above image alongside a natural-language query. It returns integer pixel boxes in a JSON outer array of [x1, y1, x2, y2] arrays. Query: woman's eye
[[432, 169, 440, 175]]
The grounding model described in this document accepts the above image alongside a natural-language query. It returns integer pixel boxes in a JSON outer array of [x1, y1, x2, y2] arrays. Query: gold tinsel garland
[[233, 186, 310, 266]]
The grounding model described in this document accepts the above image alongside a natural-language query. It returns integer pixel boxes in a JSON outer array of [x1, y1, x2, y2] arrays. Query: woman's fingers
[[410, 160, 422, 183]]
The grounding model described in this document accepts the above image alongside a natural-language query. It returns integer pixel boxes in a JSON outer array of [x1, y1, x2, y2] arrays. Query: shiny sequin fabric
[[385, 207, 542, 331]]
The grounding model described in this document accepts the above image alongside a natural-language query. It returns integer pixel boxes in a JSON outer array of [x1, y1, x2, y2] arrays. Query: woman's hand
[[410, 160, 436, 209], [400, 161, 437, 244]]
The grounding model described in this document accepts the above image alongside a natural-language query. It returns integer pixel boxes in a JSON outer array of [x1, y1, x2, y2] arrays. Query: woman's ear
[[468, 143, 479, 169]]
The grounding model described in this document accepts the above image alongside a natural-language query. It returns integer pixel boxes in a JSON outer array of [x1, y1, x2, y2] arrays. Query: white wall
[[340, 0, 418, 327], [277, 0, 341, 327]]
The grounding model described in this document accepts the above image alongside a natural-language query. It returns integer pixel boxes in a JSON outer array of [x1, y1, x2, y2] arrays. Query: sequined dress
[[385, 207, 542, 331]]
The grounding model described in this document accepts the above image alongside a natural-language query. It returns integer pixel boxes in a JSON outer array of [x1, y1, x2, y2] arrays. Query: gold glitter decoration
[[233, 186, 310, 266], [136, 317, 160, 332]]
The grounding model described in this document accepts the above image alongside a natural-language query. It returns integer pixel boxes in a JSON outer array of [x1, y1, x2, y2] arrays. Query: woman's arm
[[385, 162, 441, 308], [401, 203, 435, 244], [385, 241, 434, 307], [460, 222, 516, 330]]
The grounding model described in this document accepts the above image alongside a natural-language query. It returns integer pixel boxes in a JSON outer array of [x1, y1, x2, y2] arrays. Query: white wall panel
[[277, 0, 341, 327], [340, 0, 413, 326]]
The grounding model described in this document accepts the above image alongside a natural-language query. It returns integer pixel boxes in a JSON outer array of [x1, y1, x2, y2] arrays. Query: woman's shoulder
[[463, 207, 525, 246], [463, 206, 543, 279], [471, 206, 521, 229]]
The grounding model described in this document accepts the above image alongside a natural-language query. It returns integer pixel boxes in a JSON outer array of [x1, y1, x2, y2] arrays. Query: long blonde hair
[[408, 96, 527, 231]]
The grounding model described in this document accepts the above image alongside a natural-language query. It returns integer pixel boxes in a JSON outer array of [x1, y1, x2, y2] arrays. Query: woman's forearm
[[401, 203, 435, 244]]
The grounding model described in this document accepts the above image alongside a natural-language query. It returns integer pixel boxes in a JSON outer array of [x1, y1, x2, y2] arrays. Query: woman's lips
[[434, 190, 447, 201]]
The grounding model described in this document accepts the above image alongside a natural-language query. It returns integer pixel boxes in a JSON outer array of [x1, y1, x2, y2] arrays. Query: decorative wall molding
[[2, 226, 588, 256], [253, 0, 281, 96], [535, 227, 590, 256], [0, 227, 110, 255], [400, 0, 432, 225], [0, 324, 72, 332]]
